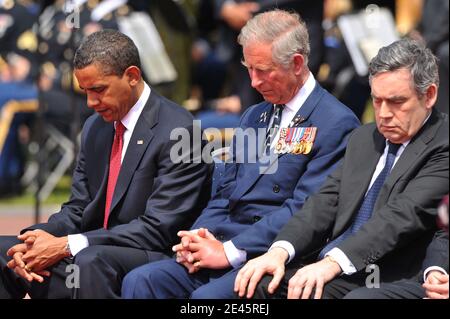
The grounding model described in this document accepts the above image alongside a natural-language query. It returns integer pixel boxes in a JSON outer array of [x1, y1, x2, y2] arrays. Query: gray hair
[[369, 38, 439, 95], [73, 29, 141, 76], [238, 10, 310, 69]]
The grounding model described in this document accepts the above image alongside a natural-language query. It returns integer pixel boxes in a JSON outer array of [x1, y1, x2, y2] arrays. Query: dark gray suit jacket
[[276, 109, 449, 281], [27, 90, 211, 254]]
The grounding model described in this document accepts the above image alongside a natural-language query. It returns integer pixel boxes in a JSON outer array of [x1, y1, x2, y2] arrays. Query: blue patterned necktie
[[265, 104, 285, 151], [319, 141, 402, 258]]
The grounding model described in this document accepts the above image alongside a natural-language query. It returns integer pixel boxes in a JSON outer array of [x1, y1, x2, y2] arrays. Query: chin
[[383, 135, 404, 144], [264, 97, 280, 105], [101, 116, 114, 123]]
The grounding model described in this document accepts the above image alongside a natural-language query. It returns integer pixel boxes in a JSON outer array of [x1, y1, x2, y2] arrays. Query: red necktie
[[104, 121, 126, 228]]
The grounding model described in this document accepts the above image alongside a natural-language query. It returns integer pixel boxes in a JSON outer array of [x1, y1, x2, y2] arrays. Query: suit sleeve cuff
[[68, 234, 89, 256], [326, 248, 357, 275], [269, 240, 295, 264], [423, 266, 448, 282], [223, 240, 247, 268]]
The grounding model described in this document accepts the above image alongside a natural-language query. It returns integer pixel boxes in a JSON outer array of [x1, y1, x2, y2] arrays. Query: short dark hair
[[73, 29, 141, 76]]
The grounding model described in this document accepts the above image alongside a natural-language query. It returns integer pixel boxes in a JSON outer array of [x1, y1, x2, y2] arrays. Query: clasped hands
[[423, 270, 449, 299], [172, 228, 230, 273], [6, 230, 68, 283]]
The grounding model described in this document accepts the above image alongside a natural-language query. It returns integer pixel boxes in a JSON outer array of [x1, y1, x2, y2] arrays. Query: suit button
[[253, 216, 261, 222], [273, 184, 280, 193], [217, 234, 224, 241]]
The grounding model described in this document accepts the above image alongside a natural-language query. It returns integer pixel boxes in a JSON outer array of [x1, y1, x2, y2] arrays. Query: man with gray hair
[[121, 9, 359, 299], [0, 29, 211, 298], [235, 38, 449, 299]]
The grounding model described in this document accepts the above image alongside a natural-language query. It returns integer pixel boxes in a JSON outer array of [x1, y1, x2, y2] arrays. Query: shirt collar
[[284, 72, 316, 113], [116, 82, 151, 132]]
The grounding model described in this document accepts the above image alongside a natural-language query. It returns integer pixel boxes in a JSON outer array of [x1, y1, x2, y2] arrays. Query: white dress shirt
[[68, 82, 151, 256], [224, 73, 317, 268]]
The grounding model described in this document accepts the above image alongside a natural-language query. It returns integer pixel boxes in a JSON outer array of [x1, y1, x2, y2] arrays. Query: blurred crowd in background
[[0, 0, 448, 199]]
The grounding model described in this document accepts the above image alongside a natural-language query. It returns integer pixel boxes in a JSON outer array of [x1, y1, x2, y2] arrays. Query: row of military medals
[[275, 126, 317, 155]]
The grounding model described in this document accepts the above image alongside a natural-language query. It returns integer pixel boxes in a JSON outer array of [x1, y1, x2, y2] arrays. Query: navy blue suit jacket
[[192, 83, 359, 258], [26, 90, 211, 253]]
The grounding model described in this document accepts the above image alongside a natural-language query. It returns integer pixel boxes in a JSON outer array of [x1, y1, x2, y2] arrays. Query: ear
[[292, 54, 304, 75], [424, 83, 438, 110], [124, 66, 141, 86]]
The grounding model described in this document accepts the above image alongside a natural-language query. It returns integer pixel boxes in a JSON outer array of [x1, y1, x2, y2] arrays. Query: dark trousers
[[0, 236, 170, 299], [122, 258, 239, 299], [254, 265, 368, 299], [343, 280, 425, 299]]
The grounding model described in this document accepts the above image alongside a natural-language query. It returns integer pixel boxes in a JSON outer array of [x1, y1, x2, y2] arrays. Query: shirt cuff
[[326, 248, 357, 275], [223, 240, 247, 268], [269, 240, 296, 264], [67, 234, 89, 256], [423, 266, 448, 282]]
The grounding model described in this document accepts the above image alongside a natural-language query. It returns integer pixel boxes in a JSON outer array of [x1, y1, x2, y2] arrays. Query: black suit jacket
[[276, 110, 449, 281], [27, 90, 211, 254]]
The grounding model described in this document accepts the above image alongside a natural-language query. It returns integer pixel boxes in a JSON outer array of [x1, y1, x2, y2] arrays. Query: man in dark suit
[[121, 10, 359, 299], [235, 38, 449, 299], [0, 29, 211, 299]]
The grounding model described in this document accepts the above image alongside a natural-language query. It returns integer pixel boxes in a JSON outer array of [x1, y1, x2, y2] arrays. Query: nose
[[250, 70, 263, 89], [87, 93, 100, 109], [378, 101, 393, 119]]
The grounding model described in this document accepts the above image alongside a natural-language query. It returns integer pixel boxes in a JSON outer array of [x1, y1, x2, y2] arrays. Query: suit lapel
[[375, 110, 442, 208], [109, 92, 160, 214], [228, 103, 272, 208], [255, 102, 273, 154], [80, 119, 113, 230], [95, 120, 114, 189]]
